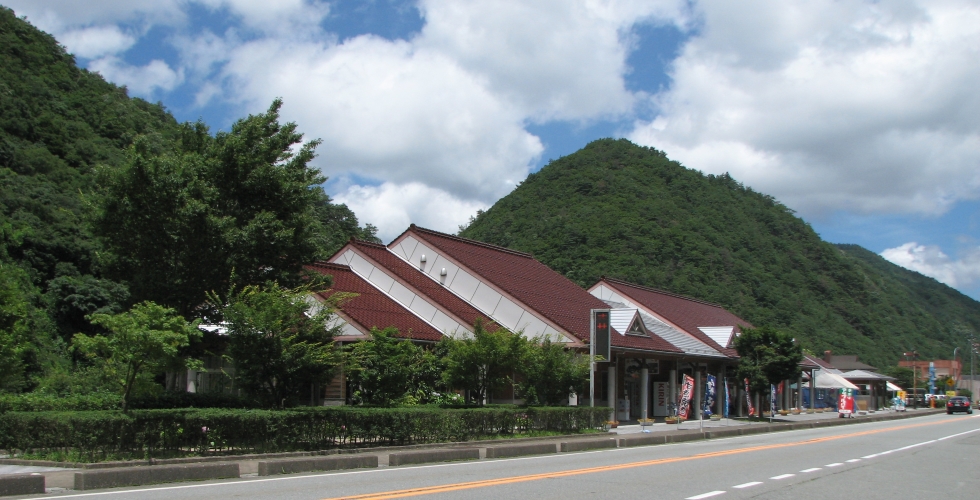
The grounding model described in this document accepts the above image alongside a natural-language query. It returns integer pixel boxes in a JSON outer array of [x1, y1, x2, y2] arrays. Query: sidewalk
[[612, 407, 935, 435], [0, 407, 946, 494]]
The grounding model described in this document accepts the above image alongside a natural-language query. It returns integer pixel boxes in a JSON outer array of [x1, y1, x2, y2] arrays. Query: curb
[[73, 463, 239, 490], [0, 474, 45, 497], [257, 455, 378, 476], [485, 443, 557, 459], [388, 448, 480, 466]]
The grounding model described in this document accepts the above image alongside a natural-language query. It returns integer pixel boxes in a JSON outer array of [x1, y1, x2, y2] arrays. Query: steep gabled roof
[[400, 226, 682, 354], [306, 262, 443, 342], [596, 277, 751, 357], [343, 238, 500, 332]]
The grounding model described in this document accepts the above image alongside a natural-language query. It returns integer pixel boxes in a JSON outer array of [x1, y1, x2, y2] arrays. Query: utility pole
[[953, 347, 960, 393], [904, 350, 918, 409]]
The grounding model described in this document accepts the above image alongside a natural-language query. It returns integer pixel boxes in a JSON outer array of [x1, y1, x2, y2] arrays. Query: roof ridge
[[407, 224, 535, 259], [349, 237, 390, 250], [601, 276, 726, 308], [307, 261, 351, 271]]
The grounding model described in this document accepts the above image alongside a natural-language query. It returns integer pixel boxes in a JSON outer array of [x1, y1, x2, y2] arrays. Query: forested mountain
[[0, 8, 375, 392], [460, 139, 979, 368]]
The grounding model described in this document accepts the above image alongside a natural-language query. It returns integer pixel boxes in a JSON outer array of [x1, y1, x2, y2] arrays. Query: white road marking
[[861, 454, 878, 459], [845, 459, 861, 463], [733, 482, 763, 489], [800, 468, 822, 473], [825, 463, 843, 467], [770, 474, 795, 480], [686, 491, 726, 499], [938, 428, 980, 441]]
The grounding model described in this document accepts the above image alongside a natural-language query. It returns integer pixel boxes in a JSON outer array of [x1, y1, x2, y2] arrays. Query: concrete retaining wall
[[0, 474, 45, 496], [485, 443, 557, 459], [258, 455, 378, 476], [74, 463, 239, 490], [559, 438, 617, 452], [388, 448, 480, 466]]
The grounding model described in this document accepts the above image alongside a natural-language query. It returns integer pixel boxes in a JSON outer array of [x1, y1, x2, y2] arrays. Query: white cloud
[[4, 0, 184, 34], [416, 0, 687, 122], [630, 0, 980, 219], [333, 182, 489, 242], [59, 25, 137, 58], [882, 242, 980, 289], [88, 57, 184, 96], [220, 35, 544, 202]]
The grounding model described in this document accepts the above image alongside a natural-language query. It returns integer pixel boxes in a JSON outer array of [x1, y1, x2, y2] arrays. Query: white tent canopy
[[813, 371, 859, 390], [886, 382, 902, 392]]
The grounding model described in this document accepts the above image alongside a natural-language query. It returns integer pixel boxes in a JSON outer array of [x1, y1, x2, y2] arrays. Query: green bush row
[[0, 406, 608, 462], [0, 392, 260, 412]]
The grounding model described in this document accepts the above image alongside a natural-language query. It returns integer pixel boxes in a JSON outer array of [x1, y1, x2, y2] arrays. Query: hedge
[[0, 392, 259, 412], [0, 406, 607, 462]]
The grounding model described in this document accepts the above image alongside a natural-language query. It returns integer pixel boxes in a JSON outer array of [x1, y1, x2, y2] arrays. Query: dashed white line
[[845, 459, 861, 463], [800, 468, 822, 473], [826, 463, 843, 467], [861, 454, 878, 459], [770, 473, 795, 480], [686, 491, 726, 499], [733, 482, 763, 489]]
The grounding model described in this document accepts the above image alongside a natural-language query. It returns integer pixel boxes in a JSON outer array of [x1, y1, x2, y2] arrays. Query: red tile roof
[[400, 226, 682, 354], [305, 262, 443, 342], [598, 278, 752, 357], [343, 239, 500, 331]]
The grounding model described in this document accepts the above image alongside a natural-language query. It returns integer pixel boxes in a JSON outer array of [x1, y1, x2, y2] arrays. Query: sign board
[[653, 382, 669, 416], [617, 398, 630, 421], [897, 390, 907, 401], [591, 310, 610, 361], [946, 378, 955, 387], [946, 390, 957, 398], [838, 388, 855, 416]]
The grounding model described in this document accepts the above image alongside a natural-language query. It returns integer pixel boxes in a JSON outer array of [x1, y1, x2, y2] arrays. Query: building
[[309, 225, 750, 420]]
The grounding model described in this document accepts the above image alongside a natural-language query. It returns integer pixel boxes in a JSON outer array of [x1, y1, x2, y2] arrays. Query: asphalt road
[[32, 412, 980, 500]]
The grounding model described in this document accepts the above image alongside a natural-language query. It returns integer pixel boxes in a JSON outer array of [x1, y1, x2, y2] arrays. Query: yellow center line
[[325, 418, 960, 500]]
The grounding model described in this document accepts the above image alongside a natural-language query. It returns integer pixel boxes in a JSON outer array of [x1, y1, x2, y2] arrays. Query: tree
[[440, 320, 524, 405], [72, 301, 201, 411], [219, 282, 339, 408], [881, 365, 914, 390], [90, 101, 370, 319], [344, 327, 442, 406], [734, 326, 803, 399], [518, 337, 591, 406]]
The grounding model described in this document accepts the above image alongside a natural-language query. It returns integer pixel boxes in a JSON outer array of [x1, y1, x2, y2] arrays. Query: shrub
[[0, 406, 607, 462]]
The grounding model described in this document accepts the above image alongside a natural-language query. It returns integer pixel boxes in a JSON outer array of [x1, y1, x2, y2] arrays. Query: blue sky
[[10, 0, 980, 300]]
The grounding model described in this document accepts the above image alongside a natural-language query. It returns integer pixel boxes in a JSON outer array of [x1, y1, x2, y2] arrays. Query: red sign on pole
[[838, 389, 855, 416], [678, 374, 695, 420]]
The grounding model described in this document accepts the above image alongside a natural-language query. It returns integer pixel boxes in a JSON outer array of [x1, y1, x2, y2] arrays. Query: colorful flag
[[723, 379, 730, 419], [744, 378, 755, 416], [770, 384, 777, 413], [703, 375, 716, 417], [678, 374, 695, 420]]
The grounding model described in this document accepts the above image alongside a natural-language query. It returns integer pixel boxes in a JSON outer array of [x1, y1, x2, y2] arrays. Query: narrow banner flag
[[744, 378, 754, 416], [703, 375, 716, 417], [770, 384, 777, 413], [678, 374, 695, 420], [723, 379, 730, 419]]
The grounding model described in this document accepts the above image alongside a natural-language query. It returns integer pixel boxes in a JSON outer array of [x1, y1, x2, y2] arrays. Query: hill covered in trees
[[459, 139, 979, 368], [0, 8, 375, 393]]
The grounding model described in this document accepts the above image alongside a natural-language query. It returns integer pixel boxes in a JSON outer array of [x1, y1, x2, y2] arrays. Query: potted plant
[[709, 414, 722, 421], [790, 408, 801, 415], [605, 420, 619, 429], [664, 416, 681, 424]]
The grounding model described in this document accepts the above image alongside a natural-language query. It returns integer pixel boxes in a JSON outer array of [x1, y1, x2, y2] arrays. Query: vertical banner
[[744, 378, 755, 416], [592, 310, 610, 361], [653, 382, 669, 416], [723, 380, 730, 419], [770, 384, 777, 413], [838, 388, 855, 415], [678, 374, 695, 420], [703, 375, 716, 417], [928, 362, 936, 395]]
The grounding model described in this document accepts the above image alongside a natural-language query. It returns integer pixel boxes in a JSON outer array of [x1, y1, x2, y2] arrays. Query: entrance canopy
[[814, 371, 859, 390]]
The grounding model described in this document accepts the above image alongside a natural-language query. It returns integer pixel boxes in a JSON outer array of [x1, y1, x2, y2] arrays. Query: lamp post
[[904, 350, 918, 409]]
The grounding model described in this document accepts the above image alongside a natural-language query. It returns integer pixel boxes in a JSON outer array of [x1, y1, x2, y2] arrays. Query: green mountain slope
[[460, 139, 979, 368], [0, 10, 378, 392]]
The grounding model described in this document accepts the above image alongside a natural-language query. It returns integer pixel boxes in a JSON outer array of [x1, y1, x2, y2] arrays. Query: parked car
[[946, 396, 973, 414]]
